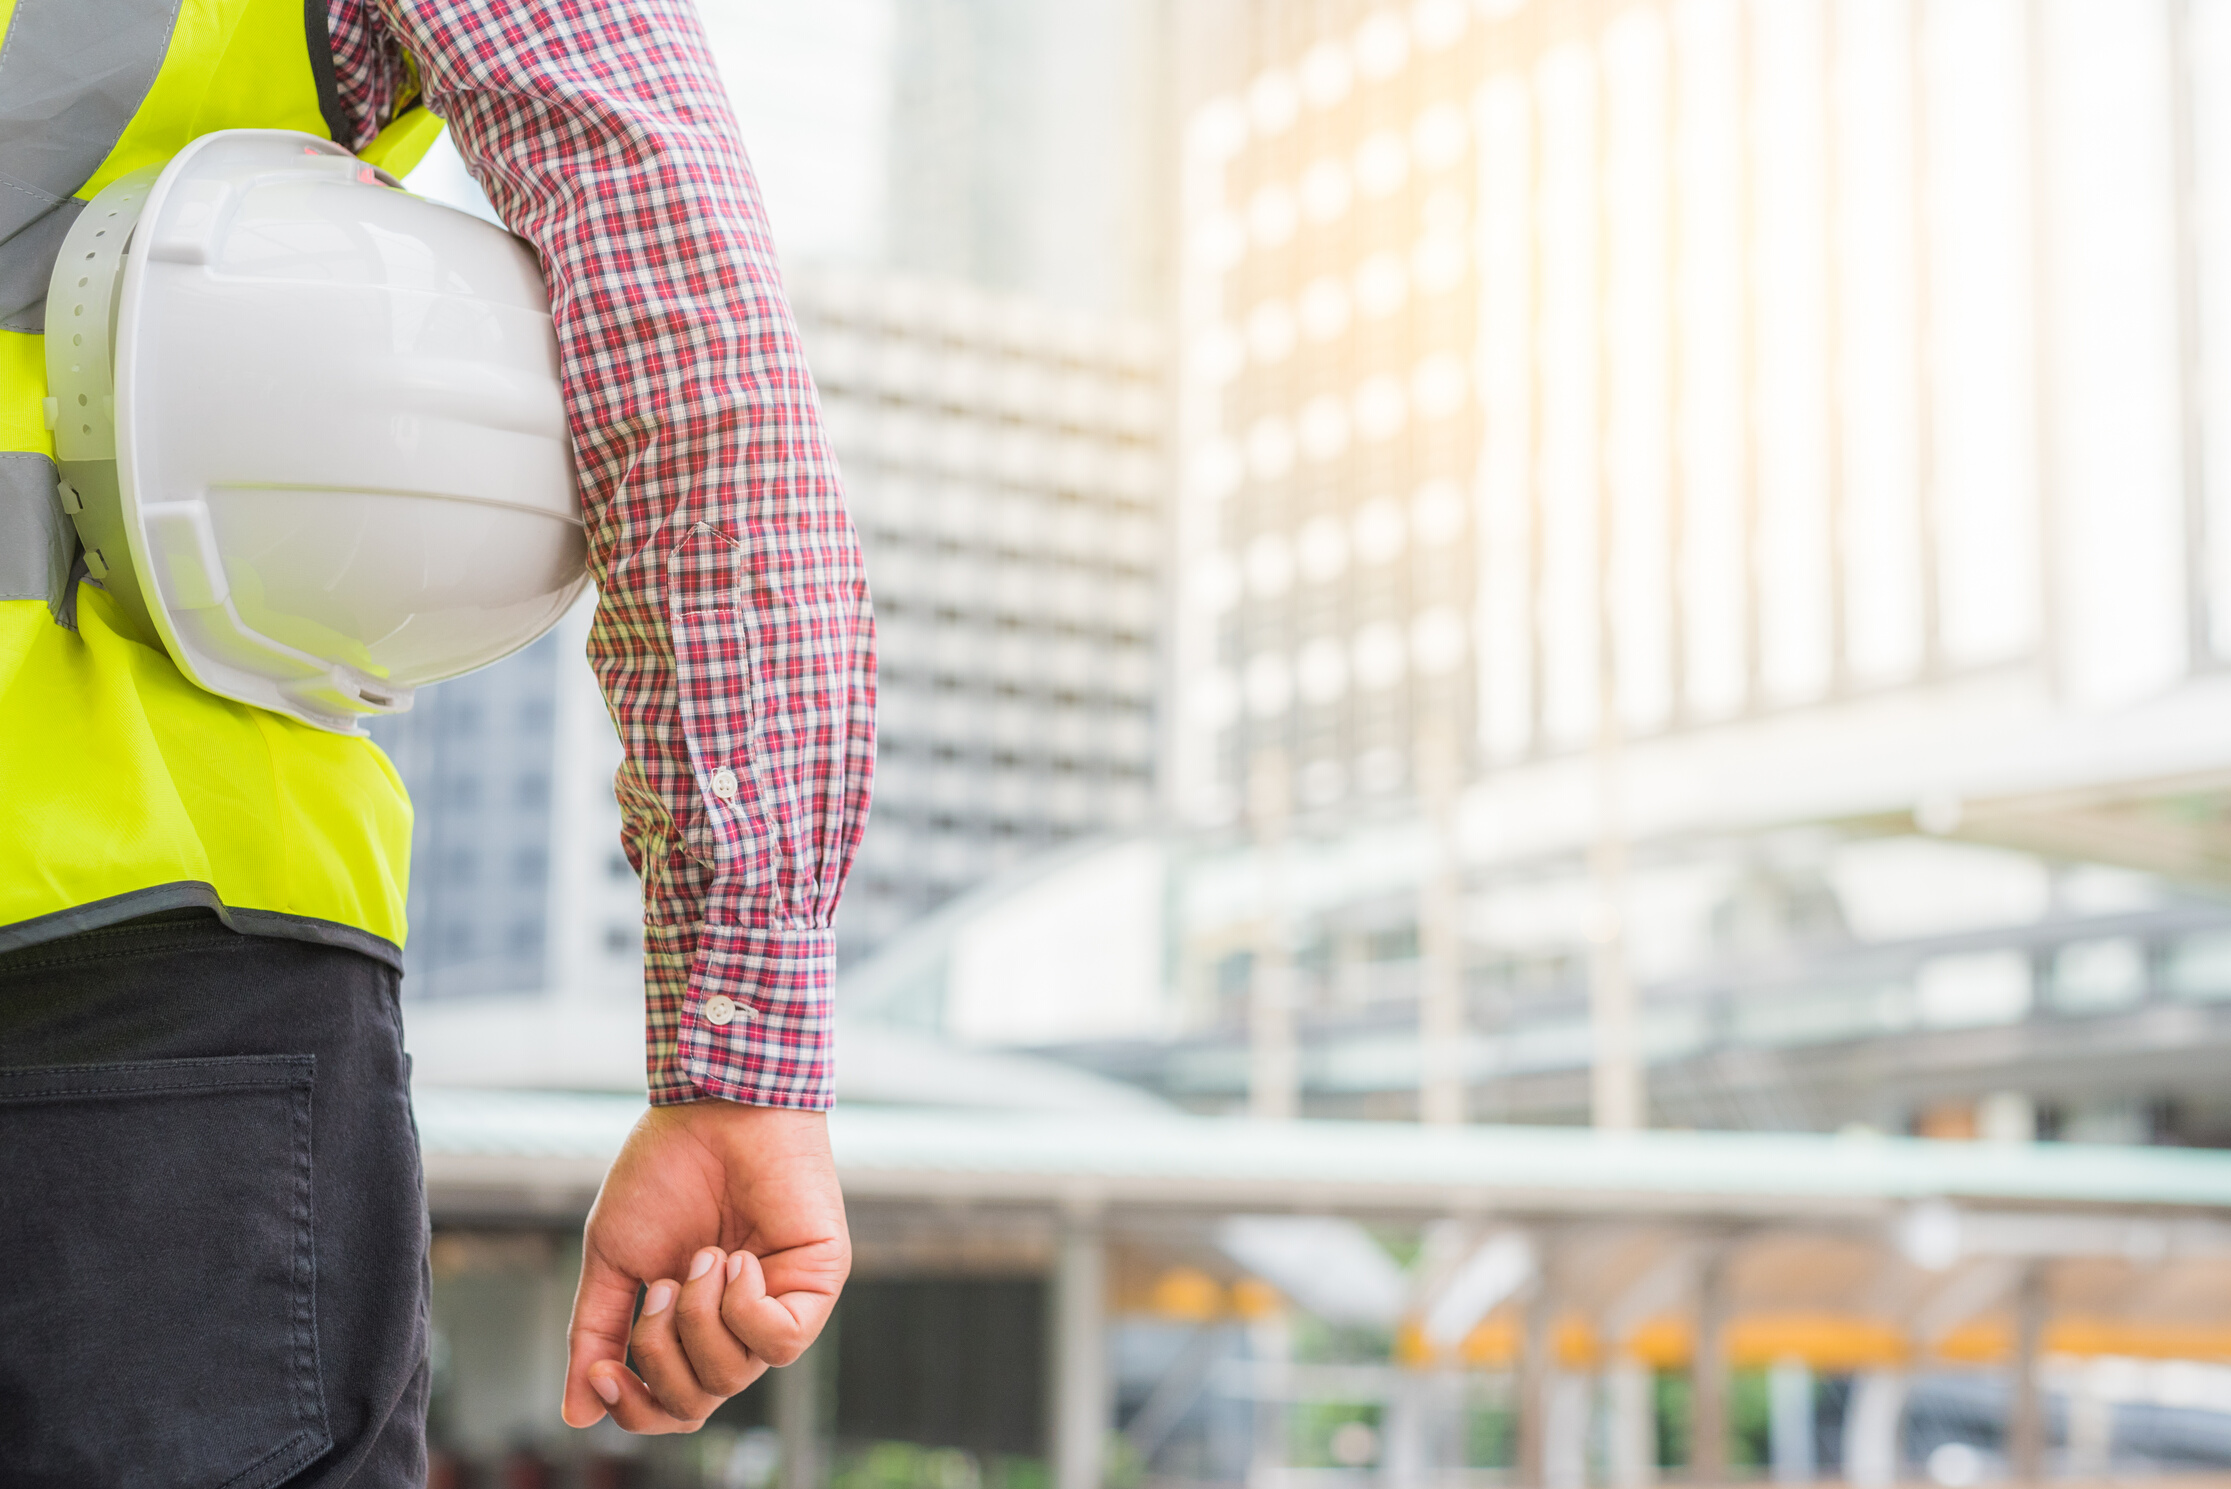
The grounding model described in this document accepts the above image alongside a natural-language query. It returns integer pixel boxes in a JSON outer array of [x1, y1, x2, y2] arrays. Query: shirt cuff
[[645, 922, 835, 1109]]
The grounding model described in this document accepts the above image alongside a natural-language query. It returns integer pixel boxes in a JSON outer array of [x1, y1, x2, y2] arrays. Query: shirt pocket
[[0, 1055, 331, 1489]]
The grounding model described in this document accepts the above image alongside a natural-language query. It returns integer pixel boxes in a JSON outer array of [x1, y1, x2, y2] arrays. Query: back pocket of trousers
[[0, 1056, 331, 1489]]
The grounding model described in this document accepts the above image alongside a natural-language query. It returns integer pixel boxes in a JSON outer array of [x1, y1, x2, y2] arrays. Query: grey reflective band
[[0, 881, 405, 971], [0, 0, 182, 332], [0, 450, 71, 618]]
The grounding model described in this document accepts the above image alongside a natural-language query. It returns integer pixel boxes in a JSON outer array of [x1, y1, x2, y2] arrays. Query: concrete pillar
[[1053, 1218, 1110, 1489], [1690, 1254, 1730, 1486], [2066, 1366, 2113, 1479], [1247, 1310, 1292, 1489], [1605, 1358, 1657, 1489], [1416, 728, 1465, 1127], [1767, 1360, 1815, 1484], [1380, 1375, 1429, 1489], [1248, 750, 1298, 1121], [1589, 606, 1641, 1133], [1516, 1287, 1554, 1487], [427, 1236, 573, 1460], [2006, 1264, 2048, 1485], [1842, 1371, 1906, 1489], [775, 1345, 821, 1489], [1544, 1372, 1590, 1489]]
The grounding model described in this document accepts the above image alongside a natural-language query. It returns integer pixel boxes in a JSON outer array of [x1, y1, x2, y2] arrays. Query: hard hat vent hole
[[71, 334, 81, 347], [76, 393, 86, 406], [79, 424, 89, 435], [76, 277, 87, 288]]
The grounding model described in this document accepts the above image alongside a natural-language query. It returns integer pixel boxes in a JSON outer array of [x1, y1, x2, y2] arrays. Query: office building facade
[[791, 267, 1168, 960], [1173, 0, 2231, 820], [370, 603, 641, 1004]]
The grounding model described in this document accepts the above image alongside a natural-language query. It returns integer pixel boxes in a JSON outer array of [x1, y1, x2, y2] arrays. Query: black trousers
[[0, 911, 429, 1488]]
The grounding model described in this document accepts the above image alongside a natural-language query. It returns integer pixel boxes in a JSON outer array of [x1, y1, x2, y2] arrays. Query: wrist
[[651, 1099, 831, 1160]]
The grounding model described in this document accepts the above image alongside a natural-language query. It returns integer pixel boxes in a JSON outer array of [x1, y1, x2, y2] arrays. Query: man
[[0, 0, 871, 1478]]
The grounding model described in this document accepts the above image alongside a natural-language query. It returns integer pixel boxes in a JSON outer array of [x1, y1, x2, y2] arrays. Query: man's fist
[[561, 1103, 850, 1433]]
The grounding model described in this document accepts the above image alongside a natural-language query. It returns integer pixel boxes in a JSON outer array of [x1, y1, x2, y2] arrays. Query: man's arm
[[330, 0, 875, 1430]]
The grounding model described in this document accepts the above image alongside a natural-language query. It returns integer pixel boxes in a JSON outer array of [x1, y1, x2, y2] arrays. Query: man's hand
[[562, 1103, 850, 1433]]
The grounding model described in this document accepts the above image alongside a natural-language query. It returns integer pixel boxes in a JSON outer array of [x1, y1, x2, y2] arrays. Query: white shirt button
[[703, 995, 738, 1026], [709, 767, 739, 802]]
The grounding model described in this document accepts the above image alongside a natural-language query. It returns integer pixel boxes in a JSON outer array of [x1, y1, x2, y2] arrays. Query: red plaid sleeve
[[330, 0, 876, 1109]]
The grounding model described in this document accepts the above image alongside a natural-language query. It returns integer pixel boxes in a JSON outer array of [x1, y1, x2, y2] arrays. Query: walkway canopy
[[419, 1093, 2231, 1368]]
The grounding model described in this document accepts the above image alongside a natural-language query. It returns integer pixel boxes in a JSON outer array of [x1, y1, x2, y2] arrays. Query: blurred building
[[370, 603, 641, 1004], [374, 7, 2231, 1484], [388, 0, 1178, 989], [1136, 0, 2231, 1132], [376, 273, 1176, 992], [1171, 0, 1484, 825], [694, 0, 897, 266], [691, 0, 1173, 318], [791, 267, 1168, 960], [848, 830, 2231, 1147], [883, 0, 1171, 316], [1172, 0, 2231, 806], [369, 640, 560, 998]]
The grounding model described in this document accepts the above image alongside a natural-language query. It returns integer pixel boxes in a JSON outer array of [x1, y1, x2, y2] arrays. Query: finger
[[564, 1246, 646, 1429], [719, 1247, 838, 1368], [630, 1277, 725, 1424], [679, 1248, 766, 1397], [588, 1359, 699, 1436]]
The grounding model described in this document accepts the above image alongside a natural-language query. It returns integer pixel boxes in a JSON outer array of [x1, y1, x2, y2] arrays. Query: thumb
[[563, 1244, 642, 1428]]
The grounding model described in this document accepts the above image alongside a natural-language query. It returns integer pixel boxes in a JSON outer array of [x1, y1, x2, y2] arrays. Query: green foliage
[[1287, 1400, 1381, 1468], [1364, 1224, 1425, 1270], [1465, 1404, 1517, 1468], [990, 1453, 1050, 1489], [1648, 1369, 1767, 1469], [1101, 1430, 1145, 1489], [1654, 1372, 1691, 1469], [829, 1442, 1047, 1489], [1730, 1370, 1771, 1469], [1287, 1312, 1395, 1365]]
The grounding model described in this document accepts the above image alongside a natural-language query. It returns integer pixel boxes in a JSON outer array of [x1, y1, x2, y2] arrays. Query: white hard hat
[[46, 129, 588, 734]]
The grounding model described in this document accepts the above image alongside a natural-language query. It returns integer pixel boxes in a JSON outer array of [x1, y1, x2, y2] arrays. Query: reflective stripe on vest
[[0, 0, 179, 332], [0, 0, 429, 963]]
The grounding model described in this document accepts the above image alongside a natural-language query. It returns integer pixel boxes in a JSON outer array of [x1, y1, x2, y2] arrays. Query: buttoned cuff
[[645, 922, 834, 1109]]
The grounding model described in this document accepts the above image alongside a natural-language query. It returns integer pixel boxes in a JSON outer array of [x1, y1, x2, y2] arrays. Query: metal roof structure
[[415, 1088, 2231, 1223]]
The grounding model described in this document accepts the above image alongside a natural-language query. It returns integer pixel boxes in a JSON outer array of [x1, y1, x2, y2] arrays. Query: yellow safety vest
[[0, 0, 446, 964]]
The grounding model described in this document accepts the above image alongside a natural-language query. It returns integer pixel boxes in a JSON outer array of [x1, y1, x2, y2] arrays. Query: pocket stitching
[[0, 1055, 311, 1077], [215, 1427, 329, 1489], [285, 1066, 332, 1466], [0, 1079, 313, 1100], [0, 1055, 314, 1102]]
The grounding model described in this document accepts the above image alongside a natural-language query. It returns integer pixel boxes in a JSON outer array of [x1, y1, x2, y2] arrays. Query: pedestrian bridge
[[417, 1091, 2231, 1487]]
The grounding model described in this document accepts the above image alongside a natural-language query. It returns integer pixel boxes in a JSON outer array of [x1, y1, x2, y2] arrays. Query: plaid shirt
[[329, 0, 875, 1109]]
